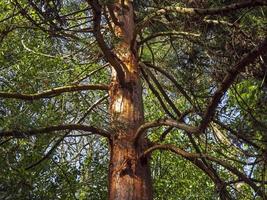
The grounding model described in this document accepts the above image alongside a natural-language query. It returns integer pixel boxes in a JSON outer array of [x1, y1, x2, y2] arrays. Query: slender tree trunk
[[108, 1, 153, 199]]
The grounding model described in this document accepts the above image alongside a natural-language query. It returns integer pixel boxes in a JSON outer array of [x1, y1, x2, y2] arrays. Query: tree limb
[[88, 0, 126, 84], [0, 124, 110, 138], [25, 135, 66, 170], [134, 118, 198, 143], [138, 31, 200, 45], [213, 120, 261, 150], [138, 0, 267, 31], [139, 37, 267, 138], [78, 94, 109, 122], [142, 143, 264, 197], [141, 68, 175, 118], [145, 67, 182, 116], [25, 94, 109, 170], [140, 62, 195, 108], [198, 36, 267, 132], [0, 84, 109, 101]]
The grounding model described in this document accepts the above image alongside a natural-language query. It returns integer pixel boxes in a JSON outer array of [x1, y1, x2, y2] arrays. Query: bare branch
[[0, 124, 110, 138], [0, 84, 109, 101]]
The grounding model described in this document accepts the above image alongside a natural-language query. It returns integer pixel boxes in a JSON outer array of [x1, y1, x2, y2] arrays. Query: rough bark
[[108, 1, 153, 199]]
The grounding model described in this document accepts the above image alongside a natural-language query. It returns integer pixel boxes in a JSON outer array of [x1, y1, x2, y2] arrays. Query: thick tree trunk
[[108, 72, 152, 199], [108, 136, 152, 200], [108, 1, 153, 199]]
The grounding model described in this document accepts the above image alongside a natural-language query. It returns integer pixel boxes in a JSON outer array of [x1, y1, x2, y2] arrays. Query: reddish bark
[[107, 1, 153, 199], [109, 137, 152, 200]]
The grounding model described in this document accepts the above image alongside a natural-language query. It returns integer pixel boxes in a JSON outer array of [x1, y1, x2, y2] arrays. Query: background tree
[[0, 0, 267, 199]]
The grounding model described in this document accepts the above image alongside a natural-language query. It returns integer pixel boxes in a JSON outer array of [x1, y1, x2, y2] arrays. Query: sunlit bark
[[108, 1, 152, 199]]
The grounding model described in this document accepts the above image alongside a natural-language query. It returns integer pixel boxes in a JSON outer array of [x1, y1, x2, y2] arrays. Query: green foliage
[[1, 0, 267, 199], [152, 152, 214, 200]]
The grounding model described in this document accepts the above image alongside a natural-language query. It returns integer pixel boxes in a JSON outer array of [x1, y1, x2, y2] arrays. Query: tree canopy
[[0, 0, 267, 199]]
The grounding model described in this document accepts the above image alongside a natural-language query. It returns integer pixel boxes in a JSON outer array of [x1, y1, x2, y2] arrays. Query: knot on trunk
[[120, 159, 134, 177]]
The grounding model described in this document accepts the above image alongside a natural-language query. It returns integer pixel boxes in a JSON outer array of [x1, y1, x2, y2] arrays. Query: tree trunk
[[108, 136, 152, 200], [108, 1, 153, 199]]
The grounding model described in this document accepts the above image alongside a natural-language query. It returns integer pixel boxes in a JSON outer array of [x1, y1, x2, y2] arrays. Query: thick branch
[[134, 118, 198, 143], [88, 0, 125, 84], [199, 37, 267, 132], [0, 124, 110, 138], [141, 38, 267, 136], [142, 144, 264, 197], [0, 84, 109, 100], [138, 0, 267, 30]]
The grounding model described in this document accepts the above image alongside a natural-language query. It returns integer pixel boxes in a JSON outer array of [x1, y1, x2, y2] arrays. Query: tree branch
[[138, 0, 267, 31], [142, 143, 264, 197], [140, 37, 267, 137], [145, 68, 182, 116], [159, 127, 173, 142], [140, 62, 195, 108], [0, 124, 110, 138], [25, 94, 109, 170], [141, 68, 175, 118], [213, 120, 261, 150], [25, 134, 66, 170], [78, 94, 109, 123], [198, 36, 267, 132], [0, 84, 109, 101], [138, 31, 200, 45], [134, 118, 198, 143], [88, 0, 126, 84]]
